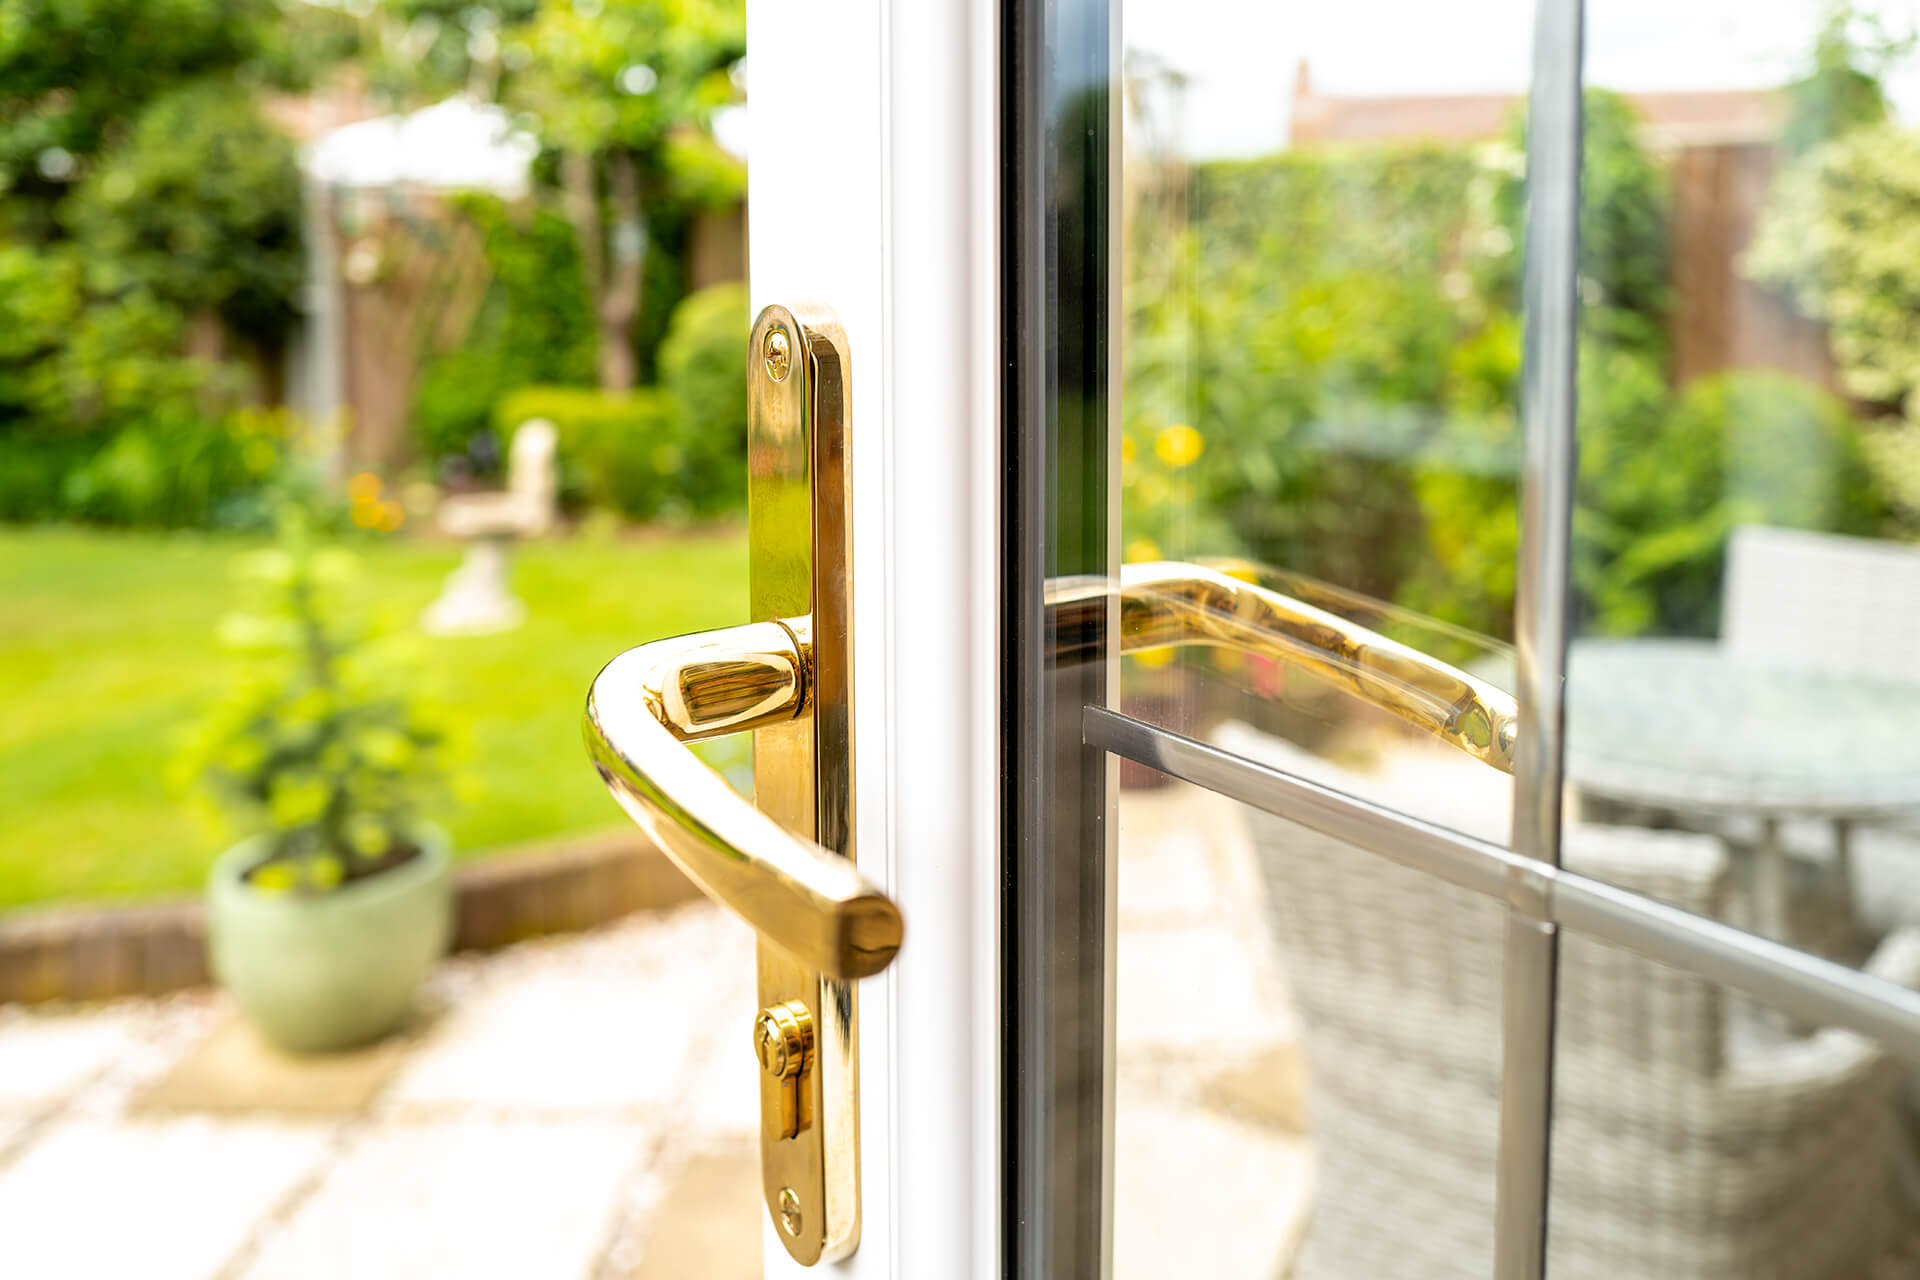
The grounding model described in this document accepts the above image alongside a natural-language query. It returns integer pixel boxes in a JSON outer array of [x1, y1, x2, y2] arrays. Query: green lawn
[[0, 526, 748, 912]]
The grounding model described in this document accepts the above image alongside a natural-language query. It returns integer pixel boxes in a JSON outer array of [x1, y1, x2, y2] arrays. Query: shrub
[[179, 502, 450, 890], [1576, 368, 1890, 636], [412, 197, 597, 465], [0, 437, 87, 522], [1748, 125, 1920, 415], [1480, 88, 1673, 356], [0, 406, 297, 528], [494, 384, 737, 522], [61, 408, 293, 528], [64, 80, 303, 341], [659, 281, 749, 495], [1123, 144, 1492, 606]]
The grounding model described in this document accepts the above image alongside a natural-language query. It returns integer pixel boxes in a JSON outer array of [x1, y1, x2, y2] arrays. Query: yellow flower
[[1154, 423, 1204, 469], [347, 471, 382, 504], [350, 500, 381, 530], [1119, 435, 1137, 464], [1124, 537, 1161, 564]]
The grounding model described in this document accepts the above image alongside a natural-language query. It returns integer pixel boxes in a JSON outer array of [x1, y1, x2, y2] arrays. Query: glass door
[[1006, 1, 1920, 1277]]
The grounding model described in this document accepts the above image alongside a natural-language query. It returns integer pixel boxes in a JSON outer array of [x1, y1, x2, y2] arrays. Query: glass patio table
[[1566, 638, 1920, 944]]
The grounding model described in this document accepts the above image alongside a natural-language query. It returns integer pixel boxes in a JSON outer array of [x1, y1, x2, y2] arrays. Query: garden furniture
[[1247, 805, 1920, 1279], [1565, 636, 1920, 947], [423, 419, 559, 636]]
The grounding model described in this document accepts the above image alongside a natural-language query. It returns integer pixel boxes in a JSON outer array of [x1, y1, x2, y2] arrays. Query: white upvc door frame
[[746, 2, 1002, 1276]]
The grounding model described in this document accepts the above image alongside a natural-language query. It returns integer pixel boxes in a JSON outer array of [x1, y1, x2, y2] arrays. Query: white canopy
[[303, 96, 538, 195]]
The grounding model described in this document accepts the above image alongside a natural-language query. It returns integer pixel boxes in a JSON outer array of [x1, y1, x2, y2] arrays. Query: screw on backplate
[[778, 1186, 803, 1237], [764, 328, 792, 382]]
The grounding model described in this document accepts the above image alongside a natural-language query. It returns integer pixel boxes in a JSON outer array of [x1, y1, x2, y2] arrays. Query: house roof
[[1289, 63, 1785, 149]]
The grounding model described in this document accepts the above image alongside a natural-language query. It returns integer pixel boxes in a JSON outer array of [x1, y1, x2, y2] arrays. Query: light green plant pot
[[207, 830, 453, 1054]]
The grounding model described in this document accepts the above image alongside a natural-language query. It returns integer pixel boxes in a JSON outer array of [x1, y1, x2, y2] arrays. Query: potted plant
[[182, 503, 454, 1053]]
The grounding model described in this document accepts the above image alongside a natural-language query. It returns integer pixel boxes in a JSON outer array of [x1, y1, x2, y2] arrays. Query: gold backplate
[[748, 302, 859, 1265]]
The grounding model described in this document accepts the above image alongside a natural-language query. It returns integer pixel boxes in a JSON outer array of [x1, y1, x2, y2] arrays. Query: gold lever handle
[[1050, 561, 1518, 773], [582, 619, 904, 980]]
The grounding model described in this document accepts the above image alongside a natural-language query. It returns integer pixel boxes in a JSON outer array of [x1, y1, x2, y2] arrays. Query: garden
[[8, 0, 1920, 1015], [1122, 44, 1920, 654]]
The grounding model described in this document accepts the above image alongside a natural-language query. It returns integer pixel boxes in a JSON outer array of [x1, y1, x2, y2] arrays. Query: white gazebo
[[288, 98, 539, 441]]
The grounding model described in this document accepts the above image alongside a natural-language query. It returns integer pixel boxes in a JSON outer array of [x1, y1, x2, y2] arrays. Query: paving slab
[[1116, 786, 1297, 1054], [1114, 780, 1315, 1276], [1118, 923, 1296, 1052], [611, 1142, 762, 1280], [385, 906, 743, 1116], [237, 1120, 646, 1280], [668, 943, 760, 1144], [0, 1117, 333, 1280], [1113, 1091, 1311, 1280], [0, 1108, 37, 1161], [1117, 787, 1242, 925], [134, 1014, 414, 1117], [0, 1008, 139, 1108]]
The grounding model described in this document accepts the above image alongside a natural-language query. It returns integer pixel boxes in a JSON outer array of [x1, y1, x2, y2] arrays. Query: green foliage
[[179, 504, 451, 892], [658, 280, 747, 471], [494, 384, 740, 521], [0, 527, 747, 908], [1482, 88, 1672, 355], [0, 2, 308, 530], [1124, 100, 1905, 646], [1577, 368, 1888, 636], [501, 0, 744, 160], [64, 80, 303, 338], [1748, 122, 1920, 522], [413, 195, 596, 463], [1123, 144, 1497, 606], [358, 0, 543, 103], [0, 0, 276, 213], [1748, 125, 1920, 414], [1781, 2, 1910, 156], [59, 408, 295, 528], [499, 0, 744, 386]]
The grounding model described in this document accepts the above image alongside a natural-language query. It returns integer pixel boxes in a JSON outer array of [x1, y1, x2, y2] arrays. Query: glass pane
[[1121, 3, 1535, 838], [1547, 880, 1920, 1275], [1115, 776, 1505, 1277], [1563, 1, 1920, 970]]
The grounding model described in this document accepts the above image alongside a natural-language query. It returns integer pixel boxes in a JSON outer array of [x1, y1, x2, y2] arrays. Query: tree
[[0, 0, 308, 523], [500, 0, 744, 390], [0, 0, 277, 229], [1781, 2, 1912, 157]]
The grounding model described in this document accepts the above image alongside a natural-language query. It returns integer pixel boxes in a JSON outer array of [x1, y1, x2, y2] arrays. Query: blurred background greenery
[[0, 525, 746, 908], [1123, 21, 1920, 650], [0, 0, 752, 910], [9, 0, 1920, 913]]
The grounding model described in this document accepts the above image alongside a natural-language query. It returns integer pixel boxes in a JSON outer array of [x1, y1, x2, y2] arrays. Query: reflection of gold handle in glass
[[589, 559, 1510, 982], [582, 618, 903, 980], [1049, 561, 1519, 773], [586, 558, 1506, 980]]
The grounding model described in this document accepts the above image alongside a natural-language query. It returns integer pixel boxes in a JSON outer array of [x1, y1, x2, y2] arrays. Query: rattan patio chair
[[1722, 524, 1920, 942], [1249, 811, 1920, 1280]]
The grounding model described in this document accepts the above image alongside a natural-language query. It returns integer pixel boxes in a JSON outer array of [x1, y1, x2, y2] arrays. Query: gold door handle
[[582, 303, 867, 1266], [1050, 561, 1518, 773], [583, 619, 903, 980]]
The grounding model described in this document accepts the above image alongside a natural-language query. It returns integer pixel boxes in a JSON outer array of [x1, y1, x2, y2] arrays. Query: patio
[[0, 786, 1310, 1279]]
